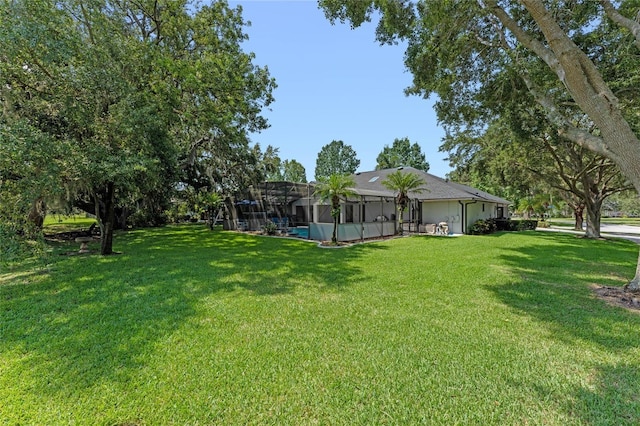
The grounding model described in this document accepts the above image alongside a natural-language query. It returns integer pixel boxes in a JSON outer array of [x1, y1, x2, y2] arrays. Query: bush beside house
[[469, 218, 538, 235]]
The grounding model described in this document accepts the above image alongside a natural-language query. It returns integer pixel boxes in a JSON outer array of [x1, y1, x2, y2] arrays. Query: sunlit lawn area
[[42, 214, 97, 234], [602, 217, 640, 226], [1, 225, 640, 424]]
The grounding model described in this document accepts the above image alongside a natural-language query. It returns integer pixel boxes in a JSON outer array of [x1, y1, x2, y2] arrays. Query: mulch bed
[[592, 285, 640, 314], [318, 241, 351, 248]]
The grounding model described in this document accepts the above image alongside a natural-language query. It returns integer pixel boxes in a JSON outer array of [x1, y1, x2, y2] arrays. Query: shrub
[[469, 219, 497, 235], [263, 220, 278, 235], [514, 219, 538, 231], [0, 221, 48, 266], [468, 218, 538, 234], [128, 209, 169, 228], [494, 219, 513, 231]]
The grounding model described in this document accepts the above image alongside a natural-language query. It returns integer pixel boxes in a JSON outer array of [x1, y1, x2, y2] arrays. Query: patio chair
[[436, 222, 449, 235]]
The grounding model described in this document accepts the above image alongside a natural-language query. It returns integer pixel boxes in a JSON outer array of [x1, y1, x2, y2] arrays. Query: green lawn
[[42, 214, 97, 234], [1, 225, 639, 424], [602, 217, 640, 226]]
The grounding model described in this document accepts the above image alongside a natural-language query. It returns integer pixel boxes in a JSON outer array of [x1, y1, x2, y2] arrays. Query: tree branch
[[23, 48, 56, 81], [600, 0, 640, 48], [482, 0, 565, 81], [481, 3, 619, 163], [518, 71, 616, 160], [78, 1, 96, 45], [541, 138, 579, 194]]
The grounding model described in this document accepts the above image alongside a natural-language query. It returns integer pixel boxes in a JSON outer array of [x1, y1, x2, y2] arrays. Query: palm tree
[[204, 192, 224, 230], [518, 195, 550, 220], [382, 170, 427, 235], [314, 174, 356, 244]]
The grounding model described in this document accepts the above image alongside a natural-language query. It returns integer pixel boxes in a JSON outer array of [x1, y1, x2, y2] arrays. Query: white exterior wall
[[466, 202, 498, 228], [421, 201, 463, 234]]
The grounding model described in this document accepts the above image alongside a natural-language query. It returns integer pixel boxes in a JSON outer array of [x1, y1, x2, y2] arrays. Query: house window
[[482, 203, 485, 212]]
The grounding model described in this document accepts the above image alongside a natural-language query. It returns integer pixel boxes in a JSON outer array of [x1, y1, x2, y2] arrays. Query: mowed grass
[[1, 225, 640, 425], [42, 214, 97, 234], [602, 217, 640, 226]]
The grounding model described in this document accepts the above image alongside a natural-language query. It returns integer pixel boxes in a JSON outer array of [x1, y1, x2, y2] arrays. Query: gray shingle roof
[[349, 167, 511, 204]]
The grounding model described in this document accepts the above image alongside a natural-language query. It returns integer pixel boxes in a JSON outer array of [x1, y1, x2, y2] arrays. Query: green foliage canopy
[[0, 0, 275, 255], [282, 160, 307, 183], [252, 144, 307, 183], [314, 140, 360, 181], [376, 137, 429, 171]]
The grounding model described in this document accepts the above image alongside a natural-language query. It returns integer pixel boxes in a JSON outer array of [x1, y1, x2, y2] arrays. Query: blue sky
[[229, 0, 450, 180]]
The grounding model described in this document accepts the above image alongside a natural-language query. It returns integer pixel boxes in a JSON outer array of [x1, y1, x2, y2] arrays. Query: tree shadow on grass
[[0, 225, 385, 406], [525, 362, 640, 425], [569, 363, 640, 424], [486, 231, 640, 423], [117, 225, 387, 295], [487, 232, 639, 349]]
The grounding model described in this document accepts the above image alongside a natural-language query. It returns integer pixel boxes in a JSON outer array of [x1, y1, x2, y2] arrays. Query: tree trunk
[[96, 182, 115, 255], [331, 199, 340, 243], [27, 197, 46, 230], [224, 197, 239, 229], [573, 204, 584, 231], [626, 252, 640, 292], [115, 206, 129, 230], [519, 0, 640, 288], [207, 207, 214, 230], [584, 198, 602, 239]]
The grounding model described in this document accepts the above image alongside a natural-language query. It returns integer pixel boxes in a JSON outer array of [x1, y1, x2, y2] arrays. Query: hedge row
[[468, 218, 538, 235]]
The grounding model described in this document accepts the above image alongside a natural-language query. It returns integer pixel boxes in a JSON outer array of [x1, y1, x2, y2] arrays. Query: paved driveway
[[539, 222, 640, 244]]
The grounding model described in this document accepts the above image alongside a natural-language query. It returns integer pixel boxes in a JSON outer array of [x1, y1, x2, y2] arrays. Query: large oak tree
[[1, 0, 274, 255], [320, 0, 640, 290]]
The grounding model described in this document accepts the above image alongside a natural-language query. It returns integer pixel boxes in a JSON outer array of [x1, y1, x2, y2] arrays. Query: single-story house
[[225, 167, 510, 242]]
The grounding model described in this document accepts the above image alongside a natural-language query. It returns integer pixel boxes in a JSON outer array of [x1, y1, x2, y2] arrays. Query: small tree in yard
[[204, 193, 224, 230], [382, 171, 426, 235], [314, 174, 356, 244]]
